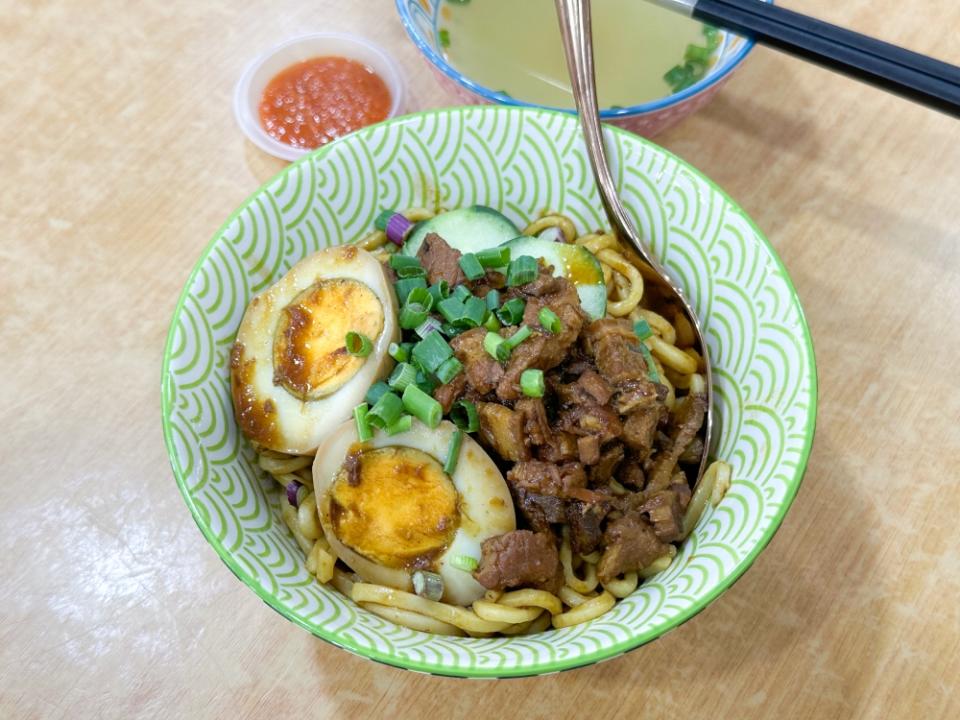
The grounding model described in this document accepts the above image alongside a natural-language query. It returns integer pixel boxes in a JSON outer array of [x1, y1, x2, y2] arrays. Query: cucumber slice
[[402, 206, 519, 257], [500, 236, 607, 320]]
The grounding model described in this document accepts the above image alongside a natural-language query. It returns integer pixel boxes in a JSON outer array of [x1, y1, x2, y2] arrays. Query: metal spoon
[[554, 0, 714, 493]]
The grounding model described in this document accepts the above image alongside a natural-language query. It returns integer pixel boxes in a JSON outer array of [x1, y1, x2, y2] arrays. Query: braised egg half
[[313, 419, 516, 605], [230, 246, 398, 455]]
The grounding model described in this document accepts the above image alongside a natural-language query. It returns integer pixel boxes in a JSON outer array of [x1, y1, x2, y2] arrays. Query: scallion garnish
[[367, 391, 403, 429], [387, 362, 418, 392], [443, 429, 464, 474], [415, 370, 439, 395], [412, 330, 453, 373], [385, 414, 413, 436], [344, 331, 373, 357], [375, 209, 415, 246], [402, 384, 442, 428], [440, 322, 465, 338], [415, 316, 443, 339], [684, 43, 712, 65], [435, 356, 463, 385], [450, 399, 479, 432], [483, 311, 501, 332], [399, 286, 433, 330], [405, 286, 434, 311], [496, 297, 526, 325], [394, 277, 427, 302], [449, 554, 479, 572], [437, 296, 466, 324], [634, 319, 653, 340], [388, 341, 408, 362], [506, 255, 538, 286], [476, 246, 511, 268], [459, 253, 485, 280], [637, 342, 661, 383], [453, 285, 472, 302], [459, 296, 488, 328], [520, 368, 545, 397], [484, 289, 501, 311], [428, 280, 450, 305], [389, 254, 423, 271], [354, 403, 373, 441], [396, 265, 426, 279], [365, 381, 391, 406], [503, 325, 532, 351], [483, 331, 506, 360], [538, 307, 563, 334], [412, 570, 444, 601]]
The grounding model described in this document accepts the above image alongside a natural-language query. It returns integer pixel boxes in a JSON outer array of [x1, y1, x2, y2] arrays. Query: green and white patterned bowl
[[161, 105, 817, 678]]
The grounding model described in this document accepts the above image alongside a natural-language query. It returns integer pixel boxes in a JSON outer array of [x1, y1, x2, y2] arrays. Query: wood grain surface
[[1, 1, 958, 718]]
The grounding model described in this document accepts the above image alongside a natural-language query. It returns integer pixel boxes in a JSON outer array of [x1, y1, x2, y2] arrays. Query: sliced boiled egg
[[313, 419, 516, 606], [230, 245, 398, 455]]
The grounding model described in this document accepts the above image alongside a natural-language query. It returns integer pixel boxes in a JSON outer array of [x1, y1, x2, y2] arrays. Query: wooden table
[[3, 0, 958, 717]]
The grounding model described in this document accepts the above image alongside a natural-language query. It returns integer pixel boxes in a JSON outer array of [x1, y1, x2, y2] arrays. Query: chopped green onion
[[443, 429, 464, 475], [367, 391, 403, 429], [412, 330, 453, 373], [385, 414, 413, 436], [396, 265, 426, 279], [353, 403, 373, 441], [405, 286, 433, 311], [412, 570, 444, 601], [664, 64, 693, 92], [440, 322, 465, 338], [388, 341, 409, 362], [484, 289, 501, 310], [415, 316, 443, 339], [394, 277, 427, 301], [685, 43, 712, 65], [538, 307, 563, 334], [458, 253, 485, 280], [497, 297, 526, 325], [438, 28, 450, 48], [503, 325, 532, 351], [399, 302, 430, 330], [365, 381, 391, 406], [344, 331, 373, 357], [374, 209, 396, 231], [520, 368, 545, 397], [415, 370, 438, 395], [435, 356, 463, 385], [428, 280, 450, 305], [387, 362, 418, 392], [450, 399, 479, 432], [703, 24, 720, 50], [633, 319, 653, 340], [437, 296, 466, 324], [483, 311, 502, 332], [483, 331, 506, 360], [376, 210, 415, 246], [389, 254, 423, 271], [506, 256, 538, 286], [476, 246, 511, 268], [449, 554, 479, 572], [453, 284, 472, 301], [637, 342, 661, 383], [458, 296, 487, 328], [402, 384, 442, 428]]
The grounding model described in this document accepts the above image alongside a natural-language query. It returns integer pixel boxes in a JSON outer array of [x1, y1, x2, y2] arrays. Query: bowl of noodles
[[162, 105, 817, 677]]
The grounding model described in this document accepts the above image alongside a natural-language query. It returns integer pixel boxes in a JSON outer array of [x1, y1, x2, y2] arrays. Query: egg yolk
[[272, 279, 383, 401], [330, 447, 460, 569]]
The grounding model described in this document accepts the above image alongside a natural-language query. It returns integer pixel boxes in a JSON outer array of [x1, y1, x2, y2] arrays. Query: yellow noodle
[[483, 589, 504, 603], [523, 214, 577, 242], [639, 553, 675, 579], [280, 498, 315, 555], [597, 248, 644, 316], [356, 229, 388, 251], [648, 335, 698, 374], [673, 310, 696, 348], [473, 600, 543, 624], [523, 611, 553, 635], [602, 572, 639, 598], [688, 372, 706, 395], [559, 586, 596, 608], [552, 591, 616, 629], [632, 307, 677, 345], [360, 602, 465, 636], [330, 567, 356, 597], [296, 493, 322, 540], [315, 546, 336, 584], [682, 461, 731, 537], [496, 589, 563, 616], [498, 616, 536, 636], [710, 461, 732, 505], [560, 528, 599, 594], [403, 207, 435, 223], [350, 583, 510, 633], [608, 478, 629, 495], [258, 451, 313, 475], [580, 551, 601, 565]]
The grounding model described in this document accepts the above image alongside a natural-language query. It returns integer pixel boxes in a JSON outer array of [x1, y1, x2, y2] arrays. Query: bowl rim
[[161, 104, 818, 678], [394, 0, 763, 117], [232, 31, 406, 162]]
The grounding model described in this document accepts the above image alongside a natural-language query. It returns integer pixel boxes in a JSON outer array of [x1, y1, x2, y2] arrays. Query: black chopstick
[[689, 0, 960, 117]]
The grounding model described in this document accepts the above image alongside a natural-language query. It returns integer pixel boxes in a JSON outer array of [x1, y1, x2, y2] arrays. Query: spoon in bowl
[[554, 0, 715, 506]]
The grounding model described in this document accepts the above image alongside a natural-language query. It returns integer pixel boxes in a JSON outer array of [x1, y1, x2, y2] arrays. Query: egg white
[[313, 419, 516, 606], [230, 246, 398, 455]]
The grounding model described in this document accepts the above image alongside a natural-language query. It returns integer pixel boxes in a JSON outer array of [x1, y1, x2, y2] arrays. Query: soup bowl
[[395, 0, 764, 137], [162, 105, 816, 677]]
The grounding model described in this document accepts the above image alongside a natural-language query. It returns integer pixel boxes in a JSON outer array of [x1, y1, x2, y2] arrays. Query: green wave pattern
[[162, 107, 816, 677]]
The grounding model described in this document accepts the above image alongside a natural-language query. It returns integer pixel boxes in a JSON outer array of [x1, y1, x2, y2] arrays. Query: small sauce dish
[[234, 33, 405, 162]]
